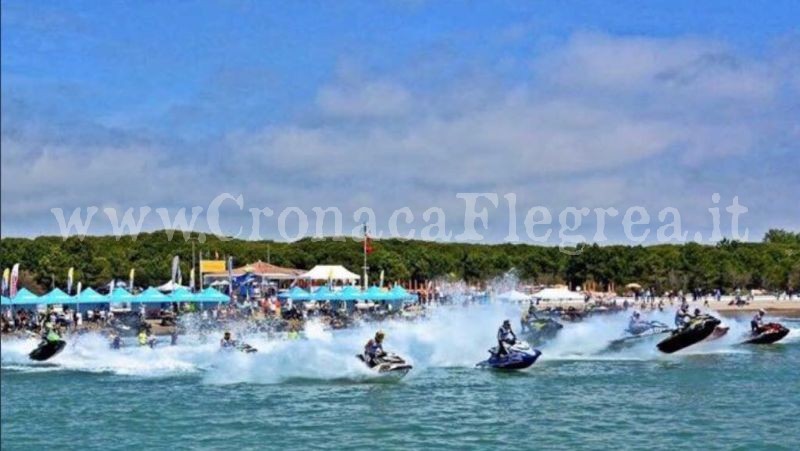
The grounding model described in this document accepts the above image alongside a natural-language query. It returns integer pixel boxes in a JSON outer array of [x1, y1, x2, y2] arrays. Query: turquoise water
[[2, 307, 799, 450]]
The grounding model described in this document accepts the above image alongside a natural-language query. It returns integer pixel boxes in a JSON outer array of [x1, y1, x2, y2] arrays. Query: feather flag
[[379, 270, 385, 288], [129, 268, 135, 291], [67, 267, 74, 295], [10, 263, 19, 298], [189, 268, 195, 291], [171, 256, 180, 283], [2, 268, 9, 296], [77, 281, 83, 295]]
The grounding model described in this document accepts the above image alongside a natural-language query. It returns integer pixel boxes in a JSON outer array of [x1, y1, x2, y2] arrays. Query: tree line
[[1, 229, 798, 295]]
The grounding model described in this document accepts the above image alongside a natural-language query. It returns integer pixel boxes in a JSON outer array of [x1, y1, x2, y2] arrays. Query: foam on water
[[2, 304, 795, 383]]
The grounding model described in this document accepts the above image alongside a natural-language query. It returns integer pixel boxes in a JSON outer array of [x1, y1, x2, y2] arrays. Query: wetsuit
[[497, 326, 516, 356], [674, 309, 690, 328], [364, 339, 384, 366], [628, 317, 648, 335], [750, 313, 764, 333]]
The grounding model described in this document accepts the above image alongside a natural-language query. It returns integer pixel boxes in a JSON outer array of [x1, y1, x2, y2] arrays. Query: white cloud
[[2, 32, 798, 241]]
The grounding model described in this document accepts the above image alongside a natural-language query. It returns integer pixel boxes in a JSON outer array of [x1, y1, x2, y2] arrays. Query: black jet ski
[[521, 317, 563, 345], [476, 341, 542, 370], [742, 323, 790, 345], [357, 352, 412, 379], [657, 314, 720, 353], [29, 340, 67, 362], [606, 321, 672, 351]]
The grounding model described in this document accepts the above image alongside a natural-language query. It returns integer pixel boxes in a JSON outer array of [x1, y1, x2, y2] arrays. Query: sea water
[[2, 305, 799, 450]]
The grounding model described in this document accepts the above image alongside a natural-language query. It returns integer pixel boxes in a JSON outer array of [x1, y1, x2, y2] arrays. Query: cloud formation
[[2, 32, 798, 241]]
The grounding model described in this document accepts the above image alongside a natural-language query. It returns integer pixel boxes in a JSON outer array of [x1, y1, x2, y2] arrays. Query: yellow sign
[[200, 260, 226, 273]]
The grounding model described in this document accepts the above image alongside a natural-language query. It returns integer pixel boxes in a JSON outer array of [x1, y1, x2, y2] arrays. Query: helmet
[[375, 331, 385, 342], [503, 319, 511, 326], [223, 331, 231, 338], [633, 311, 640, 317], [758, 309, 766, 315]]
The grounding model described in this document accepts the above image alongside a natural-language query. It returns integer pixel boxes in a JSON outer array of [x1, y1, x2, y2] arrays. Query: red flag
[[363, 224, 374, 254]]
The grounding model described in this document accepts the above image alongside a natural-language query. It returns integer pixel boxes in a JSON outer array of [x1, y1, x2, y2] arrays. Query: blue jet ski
[[476, 340, 542, 370]]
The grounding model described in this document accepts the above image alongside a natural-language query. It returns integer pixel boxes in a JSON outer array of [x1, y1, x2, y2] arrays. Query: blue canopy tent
[[278, 286, 311, 301], [388, 285, 417, 302], [109, 287, 136, 305], [73, 287, 110, 310], [338, 285, 364, 301], [40, 288, 74, 305], [1, 295, 11, 306], [311, 286, 335, 301], [135, 287, 170, 304], [169, 287, 197, 303], [10, 288, 40, 305], [195, 287, 229, 303], [363, 286, 390, 302]]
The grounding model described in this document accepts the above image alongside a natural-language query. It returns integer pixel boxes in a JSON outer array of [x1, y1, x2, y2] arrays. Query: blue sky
[[1, 1, 798, 242]]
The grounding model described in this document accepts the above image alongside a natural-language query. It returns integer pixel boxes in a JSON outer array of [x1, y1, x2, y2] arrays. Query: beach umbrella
[[625, 283, 642, 290], [136, 287, 170, 304], [40, 288, 74, 305], [11, 288, 40, 305]]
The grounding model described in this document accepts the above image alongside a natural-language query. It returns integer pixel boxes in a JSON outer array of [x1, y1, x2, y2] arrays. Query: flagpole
[[362, 223, 368, 290]]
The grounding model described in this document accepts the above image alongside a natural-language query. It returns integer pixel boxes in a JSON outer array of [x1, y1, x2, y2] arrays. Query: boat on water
[[742, 323, 790, 345], [476, 341, 542, 370], [657, 315, 720, 353], [29, 340, 67, 362]]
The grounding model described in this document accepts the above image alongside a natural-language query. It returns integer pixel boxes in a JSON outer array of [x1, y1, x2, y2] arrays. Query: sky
[[1, 0, 798, 243]]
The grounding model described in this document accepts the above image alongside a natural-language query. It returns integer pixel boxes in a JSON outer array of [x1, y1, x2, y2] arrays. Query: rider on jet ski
[[364, 331, 386, 366], [42, 322, 61, 344], [497, 320, 517, 356], [751, 309, 766, 333], [674, 304, 691, 328], [628, 311, 649, 334], [220, 331, 238, 349]]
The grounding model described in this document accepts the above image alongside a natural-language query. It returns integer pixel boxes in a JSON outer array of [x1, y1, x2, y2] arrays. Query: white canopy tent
[[496, 290, 532, 302], [532, 287, 584, 301], [156, 280, 187, 293], [299, 265, 361, 282]]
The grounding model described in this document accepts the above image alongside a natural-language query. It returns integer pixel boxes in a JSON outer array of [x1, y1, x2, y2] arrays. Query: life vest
[[138, 333, 147, 345]]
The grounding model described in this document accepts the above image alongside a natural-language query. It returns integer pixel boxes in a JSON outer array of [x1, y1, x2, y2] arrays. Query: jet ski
[[657, 314, 720, 353], [606, 321, 671, 352], [521, 317, 563, 345], [357, 352, 413, 378], [220, 342, 258, 353], [476, 341, 542, 370], [705, 325, 730, 342], [29, 340, 67, 362], [742, 323, 790, 345]]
